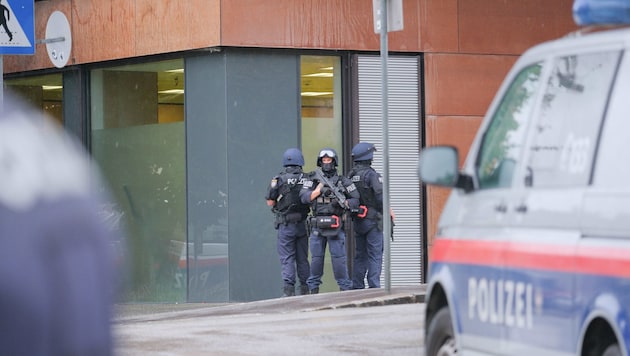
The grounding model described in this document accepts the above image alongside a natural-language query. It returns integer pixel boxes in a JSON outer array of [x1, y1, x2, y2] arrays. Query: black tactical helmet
[[317, 148, 338, 173], [317, 148, 338, 167], [282, 148, 304, 167], [351, 142, 376, 162]]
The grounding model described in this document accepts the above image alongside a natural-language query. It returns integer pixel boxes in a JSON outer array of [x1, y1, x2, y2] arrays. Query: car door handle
[[495, 203, 508, 213], [515, 204, 527, 213]]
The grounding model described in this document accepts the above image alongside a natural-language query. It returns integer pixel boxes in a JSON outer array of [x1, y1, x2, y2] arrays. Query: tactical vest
[[313, 174, 345, 217], [275, 171, 308, 216], [349, 166, 379, 211]]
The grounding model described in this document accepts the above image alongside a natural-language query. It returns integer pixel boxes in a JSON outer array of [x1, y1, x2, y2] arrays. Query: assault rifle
[[314, 169, 367, 216], [314, 168, 348, 210]]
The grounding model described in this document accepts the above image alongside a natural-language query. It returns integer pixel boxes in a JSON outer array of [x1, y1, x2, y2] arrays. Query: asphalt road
[[113, 287, 427, 355]]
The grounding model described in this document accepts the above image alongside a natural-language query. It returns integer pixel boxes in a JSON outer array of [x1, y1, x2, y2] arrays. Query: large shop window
[[300, 55, 343, 172], [90, 59, 186, 302], [300, 55, 344, 293], [5, 73, 63, 125]]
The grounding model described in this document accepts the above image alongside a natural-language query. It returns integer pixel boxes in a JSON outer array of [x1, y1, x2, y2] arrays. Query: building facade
[[3, 0, 576, 303]]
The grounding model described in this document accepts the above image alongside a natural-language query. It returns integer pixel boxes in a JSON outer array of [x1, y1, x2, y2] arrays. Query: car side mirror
[[418, 146, 474, 192]]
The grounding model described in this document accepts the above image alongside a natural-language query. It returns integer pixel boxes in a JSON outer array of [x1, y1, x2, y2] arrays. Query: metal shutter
[[357, 55, 423, 285]]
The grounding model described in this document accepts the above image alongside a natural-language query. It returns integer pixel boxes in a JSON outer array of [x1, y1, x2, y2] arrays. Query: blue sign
[[0, 0, 34, 55]]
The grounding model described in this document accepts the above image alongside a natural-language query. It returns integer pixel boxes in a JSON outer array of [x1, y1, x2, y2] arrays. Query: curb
[[306, 292, 425, 311]]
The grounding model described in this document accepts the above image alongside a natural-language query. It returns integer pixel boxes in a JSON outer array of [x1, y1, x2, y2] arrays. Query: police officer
[[265, 148, 311, 297], [348, 142, 391, 289], [300, 148, 360, 294]]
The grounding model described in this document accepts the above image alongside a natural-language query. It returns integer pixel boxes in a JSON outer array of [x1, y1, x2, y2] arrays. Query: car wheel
[[602, 344, 621, 356], [426, 306, 457, 356]]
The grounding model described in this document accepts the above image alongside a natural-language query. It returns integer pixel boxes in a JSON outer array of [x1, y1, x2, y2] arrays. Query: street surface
[[114, 302, 426, 355]]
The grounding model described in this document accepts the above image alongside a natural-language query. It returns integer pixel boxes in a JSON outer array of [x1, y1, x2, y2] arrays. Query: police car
[[419, 1, 630, 355]]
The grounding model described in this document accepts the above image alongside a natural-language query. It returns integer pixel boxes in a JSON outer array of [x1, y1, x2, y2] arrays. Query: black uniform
[[349, 162, 384, 288], [265, 166, 311, 296], [300, 168, 360, 292]]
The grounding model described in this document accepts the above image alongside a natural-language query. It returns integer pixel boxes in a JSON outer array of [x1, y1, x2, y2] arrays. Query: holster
[[274, 212, 304, 229], [375, 212, 395, 241], [376, 212, 383, 231]]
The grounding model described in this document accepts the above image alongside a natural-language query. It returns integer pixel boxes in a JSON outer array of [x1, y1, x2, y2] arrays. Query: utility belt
[[308, 215, 344, 238], [274, 212, 305, 229], [309, 215, 341, 229]]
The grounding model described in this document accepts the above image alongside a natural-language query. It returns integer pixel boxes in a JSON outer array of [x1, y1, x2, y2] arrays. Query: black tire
[[602, 344, 621, 356], [426, 306, 457, 356]]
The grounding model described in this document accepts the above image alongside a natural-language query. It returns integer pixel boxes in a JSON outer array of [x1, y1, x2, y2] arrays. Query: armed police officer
[[349, 142, 393, 289], [265, 148, 311, 297], [300, 148, 360, 294]]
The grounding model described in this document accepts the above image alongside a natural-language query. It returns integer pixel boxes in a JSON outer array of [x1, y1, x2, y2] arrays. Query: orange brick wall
[[421, 0, 577, 259], [4, 0, 578, 264], [4, 0, 221, 72]]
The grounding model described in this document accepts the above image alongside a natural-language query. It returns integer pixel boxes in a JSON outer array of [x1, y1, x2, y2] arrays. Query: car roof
[[520, 26, 630, 62]]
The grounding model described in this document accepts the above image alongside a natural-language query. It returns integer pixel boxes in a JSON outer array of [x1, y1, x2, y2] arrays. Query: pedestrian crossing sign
[[0, 0, 34, 55]]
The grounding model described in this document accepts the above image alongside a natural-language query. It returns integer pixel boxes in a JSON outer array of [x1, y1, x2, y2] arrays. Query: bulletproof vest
[[349, 165, 378, 209], [275, 171, 307, 215], [313, 174, 345, 216]]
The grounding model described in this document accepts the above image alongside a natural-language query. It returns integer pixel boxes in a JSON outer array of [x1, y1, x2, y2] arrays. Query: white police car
[[419, 1, 630, 355]]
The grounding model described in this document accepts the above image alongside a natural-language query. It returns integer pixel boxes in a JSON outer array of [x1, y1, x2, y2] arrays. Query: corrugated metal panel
[[357, 55, 423, 285]]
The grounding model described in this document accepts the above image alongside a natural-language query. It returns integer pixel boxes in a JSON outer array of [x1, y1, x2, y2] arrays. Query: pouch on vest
[[314, 215, 340, 229], [352, 205, 368, 218]]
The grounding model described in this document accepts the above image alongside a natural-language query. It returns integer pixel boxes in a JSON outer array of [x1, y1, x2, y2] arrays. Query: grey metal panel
[[357, 55, 423, 285], [63, 69, 88, 146], [185, 54, 230, 302], [186, 50, 301, 302], [224, 50, 301, 302], [186, 50, 302, 302]]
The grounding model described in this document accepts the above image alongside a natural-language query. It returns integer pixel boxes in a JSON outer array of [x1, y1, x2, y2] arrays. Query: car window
[[476, 63, 543, 190], [525, 50, 621, 188]]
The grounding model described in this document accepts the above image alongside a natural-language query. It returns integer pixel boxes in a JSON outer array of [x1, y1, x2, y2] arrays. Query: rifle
[[314, 168, 348, 210]]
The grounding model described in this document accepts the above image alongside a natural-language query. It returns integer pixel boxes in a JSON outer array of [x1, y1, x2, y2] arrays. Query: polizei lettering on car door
[[468, 277, 534, 329]]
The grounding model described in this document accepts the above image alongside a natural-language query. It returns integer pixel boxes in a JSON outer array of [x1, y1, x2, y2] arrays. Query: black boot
[[299, 285, 309, 295], [282, 285, 295, 297], [309, 287, 319, 295]]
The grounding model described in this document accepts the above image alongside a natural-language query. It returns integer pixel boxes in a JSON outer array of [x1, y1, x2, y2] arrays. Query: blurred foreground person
[[0, 93, 118, 355]]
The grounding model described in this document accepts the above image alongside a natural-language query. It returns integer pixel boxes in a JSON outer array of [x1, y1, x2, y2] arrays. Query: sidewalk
[[114, 285, 426, 324]]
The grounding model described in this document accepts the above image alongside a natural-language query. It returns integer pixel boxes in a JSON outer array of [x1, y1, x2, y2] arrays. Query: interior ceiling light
[[165, 69, 184, 73], [42, 85, 63, 90], [158, 89, 185, 94], [302, 73, 333, 78], [301, 91, 333, 97]]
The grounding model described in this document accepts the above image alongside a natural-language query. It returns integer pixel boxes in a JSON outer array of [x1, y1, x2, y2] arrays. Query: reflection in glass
[[477, 63, 542, 189], [527, 51, 620, 187], [5, 73, 63, 125], [90, 59, 187, 302]]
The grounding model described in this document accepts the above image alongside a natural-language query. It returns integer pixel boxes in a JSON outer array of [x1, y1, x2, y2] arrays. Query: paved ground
[[113, 286, 428, 355], [114, 285, 426, 323]]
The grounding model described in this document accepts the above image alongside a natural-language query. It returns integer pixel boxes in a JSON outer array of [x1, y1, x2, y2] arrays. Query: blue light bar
[[573, 0, 630, 26]]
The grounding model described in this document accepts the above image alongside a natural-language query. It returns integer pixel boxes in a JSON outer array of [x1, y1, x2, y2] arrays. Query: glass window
[[300, 55, 343, 172], [476, 63, 542, 189], [90, 59, 186, 302], [526, 51, 620, 188], [300, 55, 343, 292], [5, 73, 63, 125]]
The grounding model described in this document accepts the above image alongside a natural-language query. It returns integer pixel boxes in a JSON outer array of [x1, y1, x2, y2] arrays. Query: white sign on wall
[[373, 0, 404, 34]]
